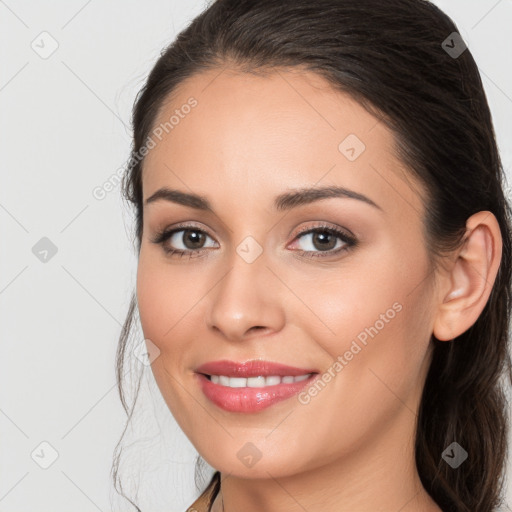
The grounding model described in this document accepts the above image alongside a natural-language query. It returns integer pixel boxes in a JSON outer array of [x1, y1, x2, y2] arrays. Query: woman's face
[[136, 67, 439, 478]]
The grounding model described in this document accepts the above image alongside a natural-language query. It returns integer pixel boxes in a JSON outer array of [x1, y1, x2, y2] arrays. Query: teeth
[[209, 374, 312, 387], [265, 376, 281, 386], [247, 376, 266, 387]]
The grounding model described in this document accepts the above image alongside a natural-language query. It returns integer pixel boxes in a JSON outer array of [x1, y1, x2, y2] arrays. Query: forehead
[[141, 67, 425, 220]]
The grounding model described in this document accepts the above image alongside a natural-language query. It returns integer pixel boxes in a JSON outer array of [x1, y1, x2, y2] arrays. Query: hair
[[113, 0, 512, 510]]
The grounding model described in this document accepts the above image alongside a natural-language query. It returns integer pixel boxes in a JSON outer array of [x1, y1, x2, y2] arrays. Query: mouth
[[194, 359, 320, 413], [195, 358, 319, 378]]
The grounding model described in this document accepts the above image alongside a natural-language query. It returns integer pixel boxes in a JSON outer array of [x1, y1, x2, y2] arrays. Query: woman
[[115, 0, 512, 510]]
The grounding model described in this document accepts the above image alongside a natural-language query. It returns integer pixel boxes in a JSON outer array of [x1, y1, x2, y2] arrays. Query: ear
[[433, 211, 503, 342]]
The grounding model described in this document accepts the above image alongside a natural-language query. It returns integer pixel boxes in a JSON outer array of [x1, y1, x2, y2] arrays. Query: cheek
[[299, 238, 434, 406], [136, 249, 202, 348], [136, 251, 167, 343], [135, 250, 204, 431], [281, 247, 434, 464]]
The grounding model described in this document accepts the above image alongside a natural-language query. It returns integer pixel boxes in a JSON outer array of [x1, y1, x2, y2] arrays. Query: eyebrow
[[144, 185, 382, 212]]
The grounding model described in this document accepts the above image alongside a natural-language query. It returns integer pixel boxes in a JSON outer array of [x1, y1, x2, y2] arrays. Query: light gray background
[[1, 1, 511, 511]]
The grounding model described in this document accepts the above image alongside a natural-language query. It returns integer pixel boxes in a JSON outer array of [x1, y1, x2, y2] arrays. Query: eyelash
[[150, 222, 358, 260]]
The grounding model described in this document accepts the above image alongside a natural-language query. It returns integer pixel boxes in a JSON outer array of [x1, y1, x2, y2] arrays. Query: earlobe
[[432, 211, 502, 342]]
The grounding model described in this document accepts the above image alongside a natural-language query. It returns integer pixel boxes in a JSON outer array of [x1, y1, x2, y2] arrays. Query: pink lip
[[195, 359, 319, 413], [195, 359, 318, 377]]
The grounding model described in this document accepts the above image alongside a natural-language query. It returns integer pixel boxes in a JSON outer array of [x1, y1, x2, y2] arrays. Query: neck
[[210, 405, 441, 512]]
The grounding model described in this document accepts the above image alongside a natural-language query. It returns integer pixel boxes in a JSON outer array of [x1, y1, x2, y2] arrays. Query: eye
[[289, 223, 357, 259], [150, 224, 218, 258], [150, 222, 357, 259]]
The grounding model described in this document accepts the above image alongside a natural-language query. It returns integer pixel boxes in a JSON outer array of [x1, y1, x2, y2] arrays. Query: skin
[[136, 66, 502, 512]]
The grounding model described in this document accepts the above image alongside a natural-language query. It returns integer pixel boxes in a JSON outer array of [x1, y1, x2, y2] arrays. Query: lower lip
[[196, 373, 318, 413]]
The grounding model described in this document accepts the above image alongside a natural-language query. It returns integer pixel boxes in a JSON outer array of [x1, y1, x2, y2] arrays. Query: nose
[[205, 249, 286, 342]]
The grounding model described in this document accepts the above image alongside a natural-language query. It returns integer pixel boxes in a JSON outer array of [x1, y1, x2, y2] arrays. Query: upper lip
[[195, 359, 319, 378]]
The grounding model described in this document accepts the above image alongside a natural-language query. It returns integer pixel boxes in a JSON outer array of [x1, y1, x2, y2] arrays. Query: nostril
[[250, 326, 267, 332]]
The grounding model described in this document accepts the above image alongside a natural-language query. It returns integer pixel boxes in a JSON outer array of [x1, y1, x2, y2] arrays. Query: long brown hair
[[114, 1, 512, 510]]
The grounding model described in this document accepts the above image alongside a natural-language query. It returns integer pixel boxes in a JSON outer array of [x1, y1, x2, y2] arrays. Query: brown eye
[[151, 226, 218, 257], [290, 224, 358, 259], [151, 223, 357, 260]]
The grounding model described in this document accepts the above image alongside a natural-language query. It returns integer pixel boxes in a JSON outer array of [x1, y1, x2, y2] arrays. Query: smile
[[194, 359, 320, 412]]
